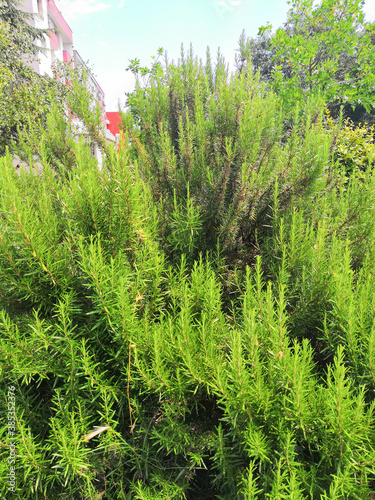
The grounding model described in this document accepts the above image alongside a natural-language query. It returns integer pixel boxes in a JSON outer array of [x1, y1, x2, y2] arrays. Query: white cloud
[[118, 0, 125, 8], [59, 0, 110, 19], [363, 1, 375, 22]]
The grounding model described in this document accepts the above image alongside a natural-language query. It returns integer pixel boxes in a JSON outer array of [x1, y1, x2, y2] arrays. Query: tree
[[0, 0, 109, 167], [0, 0, 62, 155], [0, 0, 47, 48], [241, 0, 375, 117]]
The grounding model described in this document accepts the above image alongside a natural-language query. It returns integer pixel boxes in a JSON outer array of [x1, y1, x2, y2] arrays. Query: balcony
[[47, 0, 73, 43]]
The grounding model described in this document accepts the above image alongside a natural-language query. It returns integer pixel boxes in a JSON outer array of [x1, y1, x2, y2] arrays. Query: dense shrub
[[327, 115, 375, 176], [1, 48, 375, 499], [124, 49, 336, 273]]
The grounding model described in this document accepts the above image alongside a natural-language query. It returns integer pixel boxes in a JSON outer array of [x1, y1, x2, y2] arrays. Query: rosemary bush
[[1, 49, 375, 499], [124, 48, 333, 269]]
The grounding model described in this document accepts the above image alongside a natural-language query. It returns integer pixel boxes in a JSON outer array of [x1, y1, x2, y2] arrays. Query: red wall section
[[49, 31, 59, 50], [63, 50, 72, 63], [106, 112, 122, 136]]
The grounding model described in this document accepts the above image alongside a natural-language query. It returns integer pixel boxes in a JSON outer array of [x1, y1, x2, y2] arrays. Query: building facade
[[21, 0, 74, 77]]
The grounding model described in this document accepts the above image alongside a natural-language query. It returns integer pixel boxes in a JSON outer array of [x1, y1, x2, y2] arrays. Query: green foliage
[[13, 63, 110, 171], [326, 113, 375, 175], [0, 0, 63, 155], [124, 47, 336, 272], [2, 29, 375, 499], [243, 0, 375, 115], [0, 1, 104, 163], [126, 47, 165, 87]]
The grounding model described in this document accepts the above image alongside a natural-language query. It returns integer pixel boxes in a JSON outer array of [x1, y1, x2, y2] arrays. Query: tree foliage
[[241, 0, 375, 117], [13, 62, 111, 171], [0, 1, 110, 168], [0, 0, 64, 155], [326, 112, 375, 176]]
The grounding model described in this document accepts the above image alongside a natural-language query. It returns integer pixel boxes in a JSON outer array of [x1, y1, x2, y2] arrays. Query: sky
[[56, 0, 375, 111]]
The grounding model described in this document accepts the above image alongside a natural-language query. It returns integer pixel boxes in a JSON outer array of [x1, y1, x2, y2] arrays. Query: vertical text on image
[[6, 385, 16, 493]]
